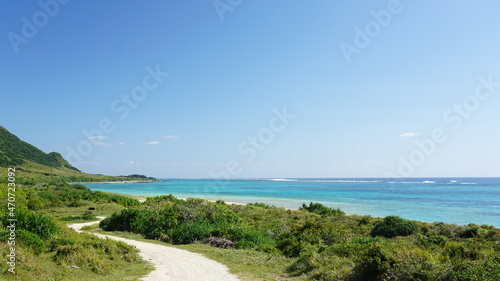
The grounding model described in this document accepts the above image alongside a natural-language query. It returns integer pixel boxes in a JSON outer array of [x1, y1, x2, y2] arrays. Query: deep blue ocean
[[85, 178, 500, 227]]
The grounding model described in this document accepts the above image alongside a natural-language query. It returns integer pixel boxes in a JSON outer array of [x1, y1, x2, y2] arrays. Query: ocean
[[85, 177, 500, 227]]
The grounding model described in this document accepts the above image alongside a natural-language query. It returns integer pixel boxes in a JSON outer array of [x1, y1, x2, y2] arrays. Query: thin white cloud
[[87, 136, 109, 140], [162, 135, 180, 141], [144, 140, 160, 145], [95, 142, 112, 146], [117, 142, 126, 146], [399, 132, 421, 138], [127, 161, 142, 165]]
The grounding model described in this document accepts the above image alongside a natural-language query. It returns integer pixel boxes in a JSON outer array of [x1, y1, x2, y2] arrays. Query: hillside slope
[[0, 126, 155, 183], [0, 126, 78, 170]]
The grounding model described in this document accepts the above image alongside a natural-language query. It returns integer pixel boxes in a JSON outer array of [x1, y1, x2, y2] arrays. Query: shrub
[[248, 202, 276, 209], [60, 214, 96, 222], [461, 224, 486, 238], [353, 243, 395, 281], [130, 209, 177, 239], [309, 255, 356, 281], [255, 243, 280, 255], [171, 221, 213, 244], [451, 257, 500, 281], [27, 196, 44, 210], [11, 210, 59, 239], [0, 229, 45, 255], [228, 226, 275, 249], [288, 242, 321, 275], [419, 234, 449, 247], [100, 209, 141, 231], [358, 215, 372, 226], [16, 229, 45, 255], [73, 184, 89, 190], [174, 198, 241, 224], [299, 202, 344, 216], [371, 216, 418, 238]]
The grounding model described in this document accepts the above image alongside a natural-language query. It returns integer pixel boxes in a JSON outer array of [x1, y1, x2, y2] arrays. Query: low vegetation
[[99, 196, 500, 281], [0, 182, 151, 280], [2, 179, 499, 280]]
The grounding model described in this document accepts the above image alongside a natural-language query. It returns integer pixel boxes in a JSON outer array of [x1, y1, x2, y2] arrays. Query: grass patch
[[176, 243, 306, 281], [60, 214, 98, 222], [40, 202, 124, 222], [0, 219, 152, 281]]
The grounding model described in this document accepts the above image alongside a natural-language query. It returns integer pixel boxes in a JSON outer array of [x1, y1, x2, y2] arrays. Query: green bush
[[461, 223, 487, 238], [8, 210, 59, 239], [248, 202, 276, 209], [299, 202, 345, 216], [255, 243, 280, 254], [60, 214, 96, 222], [353, 243, 395, 281], [451, 257, 500, 281], [288, 242, 321, 275], [27, 196, 44, 210], [371, 216, 418, 238], [171, 221, 213, 244], [100, 208, 141, 232], [358, 215, 372, 226], [16, 229, 45, 255], [0, 229, 45, 255]]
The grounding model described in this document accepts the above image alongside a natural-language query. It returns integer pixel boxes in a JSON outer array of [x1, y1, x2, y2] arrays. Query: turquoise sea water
[[85, 178, 500, 227]]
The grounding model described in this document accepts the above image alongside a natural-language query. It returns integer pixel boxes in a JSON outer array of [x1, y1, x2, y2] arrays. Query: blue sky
[[1, 0, 500, 178]]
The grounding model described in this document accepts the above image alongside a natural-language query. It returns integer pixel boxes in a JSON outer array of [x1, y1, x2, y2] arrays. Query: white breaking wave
[[304, 180, 381, 183]]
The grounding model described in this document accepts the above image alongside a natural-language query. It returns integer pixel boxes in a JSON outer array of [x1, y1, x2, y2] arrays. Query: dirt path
[[68, 217, 240, 281]]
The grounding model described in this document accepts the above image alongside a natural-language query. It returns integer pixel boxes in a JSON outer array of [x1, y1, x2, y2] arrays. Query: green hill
[[0, 126, 78, 170], [0, 126, 155, 183]]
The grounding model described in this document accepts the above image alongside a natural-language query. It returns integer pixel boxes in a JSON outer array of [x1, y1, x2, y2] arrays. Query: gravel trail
[[68, 217, 240, 281]]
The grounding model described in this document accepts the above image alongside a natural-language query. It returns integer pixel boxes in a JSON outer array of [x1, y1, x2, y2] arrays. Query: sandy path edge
[[68, 217, 240, 281]]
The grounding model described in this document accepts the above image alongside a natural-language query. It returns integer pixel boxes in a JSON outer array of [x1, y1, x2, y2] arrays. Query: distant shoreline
[[69, 180, 156, 185]]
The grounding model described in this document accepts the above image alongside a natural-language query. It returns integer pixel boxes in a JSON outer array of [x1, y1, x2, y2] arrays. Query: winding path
[[68, 217, 240, 281]]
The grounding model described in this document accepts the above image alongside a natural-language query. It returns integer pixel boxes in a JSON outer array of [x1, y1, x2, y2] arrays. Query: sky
[[1, 0, 500, 178]]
